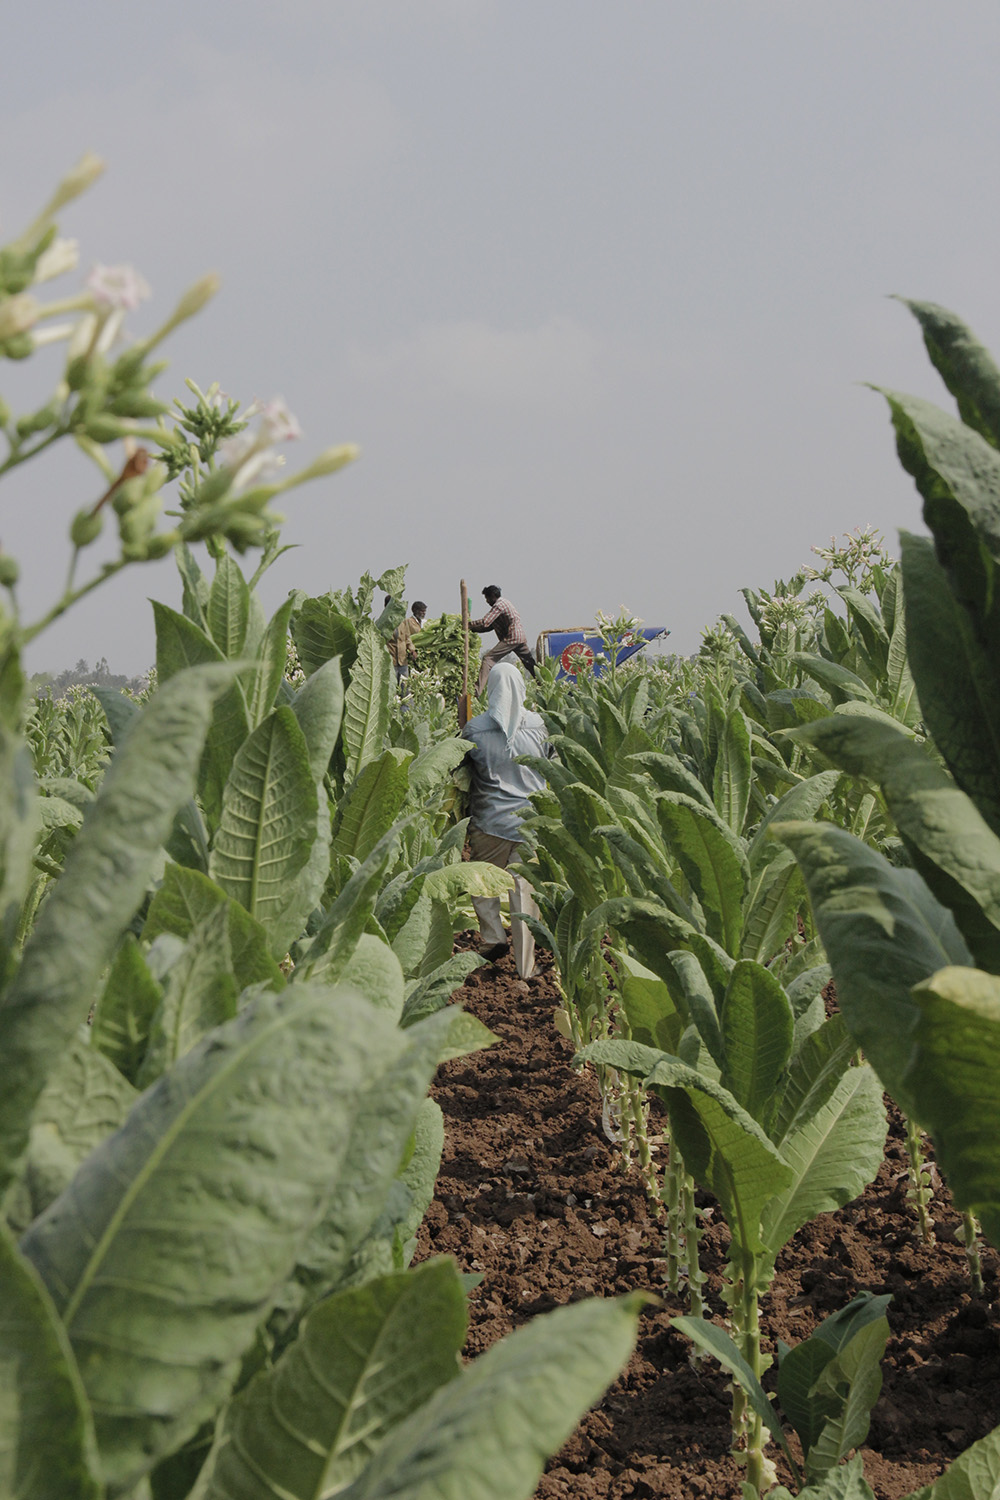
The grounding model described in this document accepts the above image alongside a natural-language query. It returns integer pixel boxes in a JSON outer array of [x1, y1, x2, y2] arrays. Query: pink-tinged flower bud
[[258, 397, 302, 445], [86, 263, 151, 312], [0, 295, 39, 341]]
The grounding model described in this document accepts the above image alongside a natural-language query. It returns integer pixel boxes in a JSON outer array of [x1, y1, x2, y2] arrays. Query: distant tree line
[[30, 657, 153, 699]]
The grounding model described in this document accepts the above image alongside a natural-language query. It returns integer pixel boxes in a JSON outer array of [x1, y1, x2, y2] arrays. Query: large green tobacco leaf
[[340, 933, 406, 1019], [771, 1015, 857, 1149], [765, 689, 833, 734], [422, 861, 514, 903], [207, 553, 250, 659], [290, 656, 344, 781], [791, 712, 1000, 971], [791, 655, 875, 705], [0, 665, 236, 1193], [287, 1008, 464, 1312], [264, 796, 332, 957], [152, 602, 250, 830], [20, 985, 403, 1492], [0, 1223, 102, 1500], [651, 1061, 792, 1257], [90, 937, 163, 1085], [407, 738, 469, 798], [294, 825, 407, 984], [656, 793, 748, 955], [900, 298, 1000, 450], [92, 684, 139, 747], [337, 1294, 643, 1500], [246, 596, 295, 729], [597, 896, 735, 1008], [902, 531, 1000, 837], [669, 950, 724, 1068], [292, 597, 357, 679], [803, 1314, 889, 1482], [553, 784, 618, 867], [617, 954, 684, 1054], [391, 889, 454, 981], [760, 1054, 885, 1260], [209, 707, 318, 956], [880, 388, 1000, 652], [397, 1098, 445, 1256], [138, 904, 239, 1082], [777, 1295, 891, 1484], [776, 821, 972, 1120], [884, 589, 921, 730], [908, 1421, 1000, 1499], [773, 1455, 876, 1500], [838, 587, 889, 678], [551, 738, 607, 795], [400, 953, 484, 1027], [343, 622, 392, 781], [741, 846, 807, 965], [906, 967, 1000, 1243], [712, 702, 752, 835], [597, 824, 699, 929], [631, 750, 717, 811], [143, 863, 284, 992], [719, 961, 793, 1128], [746, 771, 841, 873], [8, 1037, 137, 1229], [0, 723, 39, 989], [334, 749, 413, 863], [205, 1261, 467, 1500], [535, 821, 606, 910]]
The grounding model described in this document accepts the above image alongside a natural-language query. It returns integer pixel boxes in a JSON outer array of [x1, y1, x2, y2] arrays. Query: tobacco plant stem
[[682, 1170, 704, 1318], [904, 1115, 936, 1246], [736, 1249, 766, 1496], [962, 1210, 984, 1295], [628, 1078, 660, 1206], [663, 1144, 681, 1295]]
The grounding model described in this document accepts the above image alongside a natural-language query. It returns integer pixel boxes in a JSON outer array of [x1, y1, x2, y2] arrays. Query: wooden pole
[[459, 579, 471, 726]]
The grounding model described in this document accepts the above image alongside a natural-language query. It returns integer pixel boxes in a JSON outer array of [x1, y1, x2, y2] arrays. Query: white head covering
[[486, 662, 527, 748]]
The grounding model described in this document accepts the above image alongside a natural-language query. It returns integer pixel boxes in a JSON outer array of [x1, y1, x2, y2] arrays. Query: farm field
[[419, 939, 1000, 1500], [6, 166, 1000, 1500]]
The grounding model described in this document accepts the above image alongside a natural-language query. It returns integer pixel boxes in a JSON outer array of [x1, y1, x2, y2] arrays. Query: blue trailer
[[535, 627, 670, 680]]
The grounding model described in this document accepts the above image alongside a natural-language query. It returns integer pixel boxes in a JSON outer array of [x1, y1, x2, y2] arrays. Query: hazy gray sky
[[4, 2, 1000, 673]]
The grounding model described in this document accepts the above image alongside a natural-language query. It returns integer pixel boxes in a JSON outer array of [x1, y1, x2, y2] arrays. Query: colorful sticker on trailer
[[560, 641, 595, 675]]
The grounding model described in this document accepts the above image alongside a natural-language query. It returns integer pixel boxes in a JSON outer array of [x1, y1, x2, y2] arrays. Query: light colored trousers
[[476, 638, 536, 693], [468, 825, 540, 979]]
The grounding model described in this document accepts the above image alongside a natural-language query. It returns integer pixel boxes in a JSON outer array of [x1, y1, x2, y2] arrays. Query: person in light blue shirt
[[461, 662, 549, 974]]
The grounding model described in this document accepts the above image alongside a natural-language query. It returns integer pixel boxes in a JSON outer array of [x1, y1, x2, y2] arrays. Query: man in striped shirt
[[469, 585, 537, 692]]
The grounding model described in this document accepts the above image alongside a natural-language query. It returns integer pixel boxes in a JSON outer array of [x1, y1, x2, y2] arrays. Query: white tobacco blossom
[[34, 237, 79, 284], [86, 263, 151, 312], [218, 431, 286, 493], [257, 397, 302, 444]]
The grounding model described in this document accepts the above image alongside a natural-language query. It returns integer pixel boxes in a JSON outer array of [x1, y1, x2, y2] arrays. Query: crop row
[[1, 161, 999, 1500]]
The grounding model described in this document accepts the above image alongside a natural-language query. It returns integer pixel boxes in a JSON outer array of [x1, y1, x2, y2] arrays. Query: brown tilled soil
[[414, 935, 1000, 1500]]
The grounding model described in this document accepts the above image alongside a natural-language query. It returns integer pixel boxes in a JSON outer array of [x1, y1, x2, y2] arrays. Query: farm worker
[[461, 661, 548, 977], [469, 585, 536, 693], [389, 600, 427, 684]]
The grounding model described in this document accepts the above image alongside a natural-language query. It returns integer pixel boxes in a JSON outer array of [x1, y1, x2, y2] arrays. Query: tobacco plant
[[0, 160, 642, 1500]]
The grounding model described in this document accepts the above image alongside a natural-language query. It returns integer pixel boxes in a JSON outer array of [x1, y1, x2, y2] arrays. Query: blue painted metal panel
[[536, 627, 669, 680]]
